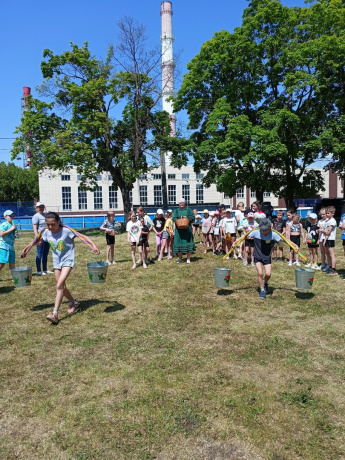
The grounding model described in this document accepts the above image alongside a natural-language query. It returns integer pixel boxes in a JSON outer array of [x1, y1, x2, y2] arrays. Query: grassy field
[[0, 230, 344, 459]]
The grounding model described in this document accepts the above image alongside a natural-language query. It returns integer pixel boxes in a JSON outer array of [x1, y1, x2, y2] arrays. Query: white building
[[38, 165, 343, 214]]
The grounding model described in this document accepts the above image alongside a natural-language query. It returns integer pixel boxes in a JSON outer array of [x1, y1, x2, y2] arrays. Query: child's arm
[[100, 222, 109, 232], [0, 224, 16, 237], [301, 224, 306, 244]]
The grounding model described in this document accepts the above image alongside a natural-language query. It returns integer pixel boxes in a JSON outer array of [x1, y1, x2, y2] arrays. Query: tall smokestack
[[21, 87, 32, 168], [161, 1, 176, 139]]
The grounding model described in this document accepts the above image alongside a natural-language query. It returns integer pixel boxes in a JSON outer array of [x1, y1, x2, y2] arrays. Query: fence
[[0, 201, 35, 217]]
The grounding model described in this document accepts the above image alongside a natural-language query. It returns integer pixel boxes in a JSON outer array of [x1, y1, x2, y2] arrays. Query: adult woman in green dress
[[172, 198, 195, 263]]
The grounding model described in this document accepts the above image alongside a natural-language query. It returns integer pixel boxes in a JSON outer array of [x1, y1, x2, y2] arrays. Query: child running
[[0, 210, 17, 275], [21, 212, 100, 324], [233, 218, 295, 299], [100, 211, 117, 265], [286, 213, 306, 266], [305, 212, 320, 270]]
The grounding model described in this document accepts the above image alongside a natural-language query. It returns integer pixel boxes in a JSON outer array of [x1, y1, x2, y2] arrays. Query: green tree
[[174, 0, 345, 207], [12, 18, 185, 216], [0, 162, 39, 202]]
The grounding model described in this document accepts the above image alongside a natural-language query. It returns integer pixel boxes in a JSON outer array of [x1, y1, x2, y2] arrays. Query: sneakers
[[305, 263, 312, 268], [46, 311, 58, 324], [226, 256, 229, 260], [203, 250, 207, 254], [294, 262, 301, 267], [67, 300, 80, 314], [106, 260, 110, 265], [143, 263, 148, 269], [288, 261, 293, 266], [272, 257, 277, 262], [149, 259, 155, 264], [131, 264, 137, 270], [259, 290, 266, 300], [321, 264, 330, 272], [136, 259, 142, 265], [237, 253, 242, 259], [325, 268, 338, 275], [311, 264, 320, 270], [278, 258, 283, 262], [176, 259, 183, 264], [111, 260, 117, 265], [43, 270, 54, 274], [36, 271, 42, 276], [251, 261, 255, 266], [264, 282, 269, 293], [186, 259, 191, 264], [243, 261, 248, 266]]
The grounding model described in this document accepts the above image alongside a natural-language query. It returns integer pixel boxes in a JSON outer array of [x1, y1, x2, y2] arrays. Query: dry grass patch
[[0, 231, 344, 459]]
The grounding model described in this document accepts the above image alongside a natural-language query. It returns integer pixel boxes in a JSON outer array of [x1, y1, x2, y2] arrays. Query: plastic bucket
[[11, 266, 32, 288], [295, 268, 315, 290], [87, 261, 108, 284], [213, 268, 231, 288]]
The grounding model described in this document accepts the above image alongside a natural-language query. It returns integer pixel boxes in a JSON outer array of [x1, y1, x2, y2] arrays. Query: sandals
[[67, 300, 80, 315], [46, 312, 59, 324]]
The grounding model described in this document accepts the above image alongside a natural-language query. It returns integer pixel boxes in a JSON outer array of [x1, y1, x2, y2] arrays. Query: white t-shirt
[[325, 217, 337, 241], [235, 210, 244, 224], [221, 217, 237, 234], [242, 219, 259, 235], [126, 220, 141, 242], [318, 218, 327, 242], [212, 217, 220, 235], [42, 226, 75, 269]]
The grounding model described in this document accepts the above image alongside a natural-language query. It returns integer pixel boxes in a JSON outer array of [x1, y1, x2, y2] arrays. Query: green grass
[[0, 231, 344, 459]]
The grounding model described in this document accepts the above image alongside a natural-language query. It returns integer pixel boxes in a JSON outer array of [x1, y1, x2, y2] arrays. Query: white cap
[[36, 201, 45, 206], [157, 209, 163, 215], [226, 208, 233, 213]]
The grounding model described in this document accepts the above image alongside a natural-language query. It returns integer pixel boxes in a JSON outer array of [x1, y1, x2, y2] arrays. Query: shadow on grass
[[216, 289, 233, 296], [295, 291, 315, 300], [0, 285, 15, 294], [104, 302, 126, 313], [31, 303, 53, 311]]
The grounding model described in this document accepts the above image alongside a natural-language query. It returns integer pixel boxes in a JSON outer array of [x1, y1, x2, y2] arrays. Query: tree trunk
[[255, 189, 264, 203], [120, 185, 133, 223], [284, 195, 296, 211]]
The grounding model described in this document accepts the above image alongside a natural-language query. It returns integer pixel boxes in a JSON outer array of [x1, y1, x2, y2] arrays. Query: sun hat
[[214, 210, 220, 215], [3, 210, 15, 217], [36, 201, 45, 206], [309, 213, 318, 220], [203, 209, 209, 213], [259, 218, 272, 231], [157, 209, 163, 215]]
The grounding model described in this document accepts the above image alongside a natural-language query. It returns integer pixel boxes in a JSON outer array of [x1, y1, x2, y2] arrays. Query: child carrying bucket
[[232, 218, 299, 300], [0, 210, 17, 275], [21, 212, 100, 324]]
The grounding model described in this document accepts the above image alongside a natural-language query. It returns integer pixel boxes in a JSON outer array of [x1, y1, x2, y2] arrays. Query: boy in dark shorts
[[234, 218, 295, 299]]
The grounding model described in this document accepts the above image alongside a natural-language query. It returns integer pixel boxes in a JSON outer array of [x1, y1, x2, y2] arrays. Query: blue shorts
[[0, 248, 15, 264], [254, 257, 271, 266]]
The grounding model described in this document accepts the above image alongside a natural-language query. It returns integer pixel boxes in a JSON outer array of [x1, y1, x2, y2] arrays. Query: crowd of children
[[0, 203, 344, 323]]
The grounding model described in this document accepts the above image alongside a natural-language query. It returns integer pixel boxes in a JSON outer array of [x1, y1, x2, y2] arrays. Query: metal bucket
[[11, 266, 32, 288], [213, 268, 231, 288], [295, 268, 315, 290], [87, 261, 108, 284]]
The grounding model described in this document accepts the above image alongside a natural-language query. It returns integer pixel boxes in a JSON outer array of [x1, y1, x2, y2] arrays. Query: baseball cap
[[214, 210, 220, 215], [247, 212, 254, 218], [3, 210, 15, 217], [167, 209, 172, 213], [210, 211, 214, 216], [226, 208, 233, 213], [36, 201, 45, 206], [259, 218, 272, 231], [203, 209, 209, 214], [157, 209, 163, 215], [309, 213, 318, 220]]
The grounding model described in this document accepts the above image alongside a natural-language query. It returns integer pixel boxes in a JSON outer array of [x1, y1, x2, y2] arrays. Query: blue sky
[[0, 0, 306, 166]]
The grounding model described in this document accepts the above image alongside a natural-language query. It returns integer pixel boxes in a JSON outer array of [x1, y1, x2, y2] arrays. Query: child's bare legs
[[106, 244, 115, 262], [319, 242, 326, 265], [272, 245, 277, 259], [312, 248, 318, 265], [54, 267, 73, 312], [278, 245, 283, 259], [209, 234, 214, 252], [131, 244, 137, 266], [203, 234, 208, 252], [326, 247, 336, 269], [231, 237, 237, 258], [255, 262, 271, 291], [196, 226, 201, 243]]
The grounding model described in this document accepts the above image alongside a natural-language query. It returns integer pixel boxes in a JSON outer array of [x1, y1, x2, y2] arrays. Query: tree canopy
[[0, 162, 39, 202], [174, 0, 345, 206], [12, 18, 187, 215]]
